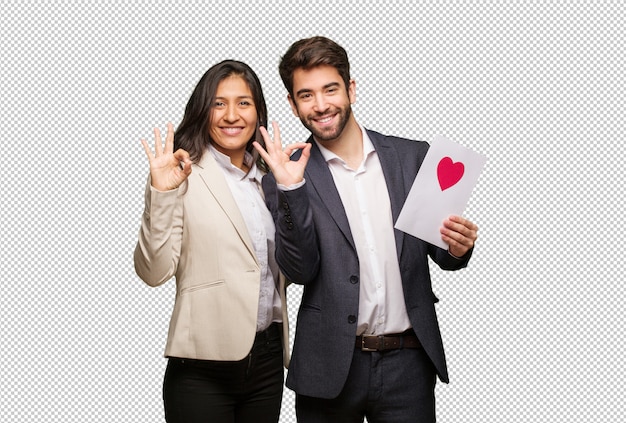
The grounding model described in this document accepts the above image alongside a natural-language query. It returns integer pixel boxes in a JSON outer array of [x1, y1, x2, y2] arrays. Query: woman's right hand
[[140, 122, 192, 191]]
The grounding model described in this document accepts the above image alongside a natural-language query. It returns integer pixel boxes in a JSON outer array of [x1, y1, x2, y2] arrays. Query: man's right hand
[[253, 121, 311, 186]]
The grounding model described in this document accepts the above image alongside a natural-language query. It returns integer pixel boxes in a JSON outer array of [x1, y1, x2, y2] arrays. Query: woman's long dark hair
[[174, 60, 268, 171]]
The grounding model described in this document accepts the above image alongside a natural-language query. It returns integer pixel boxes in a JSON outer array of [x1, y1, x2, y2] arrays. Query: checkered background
[[1, 1, 623, 422]]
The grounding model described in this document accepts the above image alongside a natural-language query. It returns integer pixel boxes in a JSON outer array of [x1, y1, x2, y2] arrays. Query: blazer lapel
[[196, 152, 257, 262], [304, 139, 356, 251], [367, 130, 406, 257]]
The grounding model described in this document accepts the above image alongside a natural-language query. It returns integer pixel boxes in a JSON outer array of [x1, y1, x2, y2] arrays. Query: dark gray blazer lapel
[[367, 129, 407, 258], [304, 139, 356, 251]]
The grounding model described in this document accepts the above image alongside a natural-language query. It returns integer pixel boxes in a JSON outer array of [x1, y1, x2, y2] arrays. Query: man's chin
[[307, 125, 339, 142], [313, 132, 341, 143]]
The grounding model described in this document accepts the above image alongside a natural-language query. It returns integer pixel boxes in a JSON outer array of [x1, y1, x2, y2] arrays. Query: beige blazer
[[134, 151, 290, 367]]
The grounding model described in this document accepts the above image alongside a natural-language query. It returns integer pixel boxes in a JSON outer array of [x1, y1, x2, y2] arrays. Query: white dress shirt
[[315, 127, 412, 336], [209, 146, 282, 332]]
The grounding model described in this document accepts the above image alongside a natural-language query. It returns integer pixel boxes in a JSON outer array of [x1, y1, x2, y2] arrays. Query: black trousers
[[163, 323, 284, 423]]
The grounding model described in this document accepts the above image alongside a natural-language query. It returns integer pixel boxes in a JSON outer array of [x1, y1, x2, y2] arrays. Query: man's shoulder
[[364, 128, 430, 152]]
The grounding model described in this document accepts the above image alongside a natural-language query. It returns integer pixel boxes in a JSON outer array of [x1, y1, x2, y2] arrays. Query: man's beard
[[300, 104, 352, 143]]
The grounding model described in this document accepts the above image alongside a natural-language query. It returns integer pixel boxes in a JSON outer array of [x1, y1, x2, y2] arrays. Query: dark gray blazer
[[262, 128, 472, 399]]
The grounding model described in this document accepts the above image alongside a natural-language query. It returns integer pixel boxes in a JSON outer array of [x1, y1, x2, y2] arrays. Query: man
[[255, 36, 478, 422]]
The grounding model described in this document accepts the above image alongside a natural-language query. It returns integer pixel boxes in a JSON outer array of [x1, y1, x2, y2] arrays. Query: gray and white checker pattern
[[1, 1, 623, 422]]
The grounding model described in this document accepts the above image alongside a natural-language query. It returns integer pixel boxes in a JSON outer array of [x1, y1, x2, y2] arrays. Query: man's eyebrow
[[295, 82, 341, 97], [295, 88, 312, 97]]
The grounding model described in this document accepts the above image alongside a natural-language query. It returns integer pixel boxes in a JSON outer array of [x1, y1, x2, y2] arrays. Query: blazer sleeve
[[428, 243, 473, 271], [133, 177, 185, 287], [263, 175, 321, 285]]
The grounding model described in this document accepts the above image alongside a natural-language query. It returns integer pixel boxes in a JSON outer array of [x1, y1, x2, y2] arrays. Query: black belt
[[254, 322, 281, 345], [356, 331, 421, 352]]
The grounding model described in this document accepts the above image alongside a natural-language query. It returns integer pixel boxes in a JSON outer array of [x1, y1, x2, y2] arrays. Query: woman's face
[[209, 75, 258, 159]]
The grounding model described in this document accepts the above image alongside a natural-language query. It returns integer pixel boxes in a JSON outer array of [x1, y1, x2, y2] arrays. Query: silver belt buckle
[[361, 334, 382, 352]]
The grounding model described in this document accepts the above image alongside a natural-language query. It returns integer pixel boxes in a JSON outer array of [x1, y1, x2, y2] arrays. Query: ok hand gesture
[[253, 121, 311, 186], [140, 122, 192, 191]]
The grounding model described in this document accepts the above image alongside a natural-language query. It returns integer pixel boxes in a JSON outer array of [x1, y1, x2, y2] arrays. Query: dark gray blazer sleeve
[[429, 243, 473, 270], [262, 174, 321, 284]]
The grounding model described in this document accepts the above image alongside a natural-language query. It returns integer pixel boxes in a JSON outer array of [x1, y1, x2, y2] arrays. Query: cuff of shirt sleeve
[[277, 179, 306, 191], [448, 249, 464, 259]]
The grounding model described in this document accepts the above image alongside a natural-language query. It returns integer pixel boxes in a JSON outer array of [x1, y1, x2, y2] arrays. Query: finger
[[283, 142, 309, 156], [164, 122, 174, 154], [179, 159, 193, 176], [441, 220, 467, 241], [442, 224, 476, 249], [449, 215, 478, 232], [252, 141, 271, 162], [444, 217, 473, 238], [153, 127, 163, 157], [140, 138, 154, 161], [259, 127, 276, 154], [299, 143, 312, 163], [271, 121, 282, 147], [172, 149, 192, 178], [284, 142, 309, 151], [441, 233, 469, 255], [173, 148, 191, 164]]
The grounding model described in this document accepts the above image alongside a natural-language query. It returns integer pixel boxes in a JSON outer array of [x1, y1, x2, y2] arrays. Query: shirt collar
[[208, 144, 262, 183], [315, 124, 375, 164]]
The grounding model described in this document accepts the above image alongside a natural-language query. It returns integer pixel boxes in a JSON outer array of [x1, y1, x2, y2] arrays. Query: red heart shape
[[437, 157, 464, 191]]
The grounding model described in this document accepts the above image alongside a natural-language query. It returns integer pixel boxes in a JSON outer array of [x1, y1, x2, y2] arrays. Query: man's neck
[[316, 117, 363, 170]]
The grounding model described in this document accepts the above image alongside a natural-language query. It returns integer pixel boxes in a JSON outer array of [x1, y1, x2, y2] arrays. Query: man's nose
[[312, 94, 329, 112]]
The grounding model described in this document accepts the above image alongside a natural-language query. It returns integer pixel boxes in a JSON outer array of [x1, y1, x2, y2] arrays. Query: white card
[[395, 135, 487, 249]]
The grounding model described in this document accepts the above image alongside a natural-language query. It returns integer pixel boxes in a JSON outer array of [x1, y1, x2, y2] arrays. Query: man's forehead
[[293, 66, 343, 86]]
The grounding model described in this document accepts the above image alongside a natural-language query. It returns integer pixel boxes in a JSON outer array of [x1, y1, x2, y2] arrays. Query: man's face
[[288, 65, 356, 143]]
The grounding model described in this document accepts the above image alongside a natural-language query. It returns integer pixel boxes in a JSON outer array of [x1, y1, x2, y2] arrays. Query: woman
[[134, 60, 294, 423]]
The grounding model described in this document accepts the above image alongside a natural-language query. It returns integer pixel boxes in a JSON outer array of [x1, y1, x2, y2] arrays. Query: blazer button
[[286, 222, 294, 229], [349, 275, 358, 284], [282, 201, 290, 210], [348, 315, 357, 324]]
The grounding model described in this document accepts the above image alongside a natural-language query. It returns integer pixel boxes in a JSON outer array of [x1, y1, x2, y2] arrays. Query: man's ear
[[348, 79, 356, 105], [287, 94, 299, 117]]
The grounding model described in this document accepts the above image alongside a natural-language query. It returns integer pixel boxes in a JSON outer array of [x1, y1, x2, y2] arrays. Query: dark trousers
[[296, 345, 437, 423], [163, 323, 284, 423]]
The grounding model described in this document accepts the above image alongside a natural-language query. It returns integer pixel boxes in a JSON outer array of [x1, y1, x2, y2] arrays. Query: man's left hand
[[440, 215, 478, 258]]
